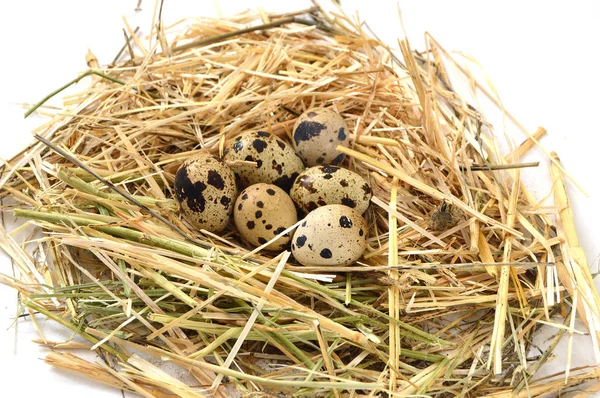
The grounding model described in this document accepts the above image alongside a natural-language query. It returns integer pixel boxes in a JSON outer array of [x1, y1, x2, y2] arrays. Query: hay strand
[[1, 5, 598, 397]]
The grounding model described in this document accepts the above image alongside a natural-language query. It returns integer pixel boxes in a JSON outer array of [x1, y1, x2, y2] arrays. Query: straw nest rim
[[2, 4, 599, 397]]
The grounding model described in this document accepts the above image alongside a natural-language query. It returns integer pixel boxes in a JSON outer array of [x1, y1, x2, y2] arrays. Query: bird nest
[[2, 5, 599, 397]]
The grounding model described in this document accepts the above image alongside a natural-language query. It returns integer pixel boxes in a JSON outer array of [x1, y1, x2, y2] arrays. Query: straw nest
[[2, 5, 600, 397]]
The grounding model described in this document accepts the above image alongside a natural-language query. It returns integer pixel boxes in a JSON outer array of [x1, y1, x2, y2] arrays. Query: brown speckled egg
[[223, 131, 305, 191], [234, 183, 298, 250], [292, 108, 349, 166], [174, 153, 237, 232], [290, 165, 372, 214], [292, 205, 367, 266]]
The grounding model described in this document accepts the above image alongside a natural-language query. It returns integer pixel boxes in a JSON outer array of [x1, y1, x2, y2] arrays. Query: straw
[[1, 4, 597, 397]]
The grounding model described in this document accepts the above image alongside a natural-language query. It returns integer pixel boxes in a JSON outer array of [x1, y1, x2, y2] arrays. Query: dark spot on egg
[[307, 111, 317, 118], [293, 121, 326, 145], [362, 183, 372, 195], [252, 139, 268, 153], [273, 173, 297, 191], [301, 221, 307, 227], [207, 170, 225, 190], [320, 248, 332, 259], [255, 210, 263, 219], [339, 216, 352, 228], [332, 153, 345, 165], [233, 141, 244, 153], [257, 131, 270, 137], [242, 193, 248, 200], [298, 175, 317, 193], [257, 201, 264, 208], [265, 224, 273, 230], [315, 157, 324, 165], [272, 160, 283, 175], [276, 140, 286, 150], [175, 166, 207, 213], [220, 195, 231, 208], [247, 221, 255, 229], [321, 166, 339, 173], [237, 203, 243, 211], [296, 235, 307, 248], [323, 174, 333, 180], [258, 237, 267, 244], [340, 179, 349, 187], [341, 197, 356, 208], [337, 127, 346, 141], [256, 159, 263, 168], [274, 227, 286, 235], [307, 201, 318, 211], [359, 228, 364, 236], [317, 199, 326, 206], [244, 155, 254, 162], [308, 243, 313, 250]]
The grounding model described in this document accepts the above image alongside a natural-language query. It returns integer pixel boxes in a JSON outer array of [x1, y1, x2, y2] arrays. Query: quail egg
[[291, 205, 367, 266], [174, 153, 237, 232], [234, 183, 298, 250], [292, 107, 349, 166], [290, 165, 372, 214], [223, 131, 305, 191]]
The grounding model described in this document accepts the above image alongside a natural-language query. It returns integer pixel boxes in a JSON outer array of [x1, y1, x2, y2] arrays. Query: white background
[[0, 1, 599, 396]]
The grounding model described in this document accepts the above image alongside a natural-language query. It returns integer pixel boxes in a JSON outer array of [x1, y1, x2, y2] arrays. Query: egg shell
[[223, 131, 305, 191], [292, 108, 349, 166], [292, 205, 367, 266], [234, 183, 298, 251], [174, 153, 237, 232], [290, 165, 372, 214]]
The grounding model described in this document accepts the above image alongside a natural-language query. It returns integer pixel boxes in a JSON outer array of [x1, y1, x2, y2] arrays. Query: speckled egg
[[292, 205, 367, 266], [223, 131, 305, 191], [234, 183, 298, 250], [290, 165, 372, 214], [174, 153, 237, 232], [292, 107, 349, 166]]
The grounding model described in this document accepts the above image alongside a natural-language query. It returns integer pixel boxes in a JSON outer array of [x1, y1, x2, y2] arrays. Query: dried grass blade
[[210, 251, 290, 391]]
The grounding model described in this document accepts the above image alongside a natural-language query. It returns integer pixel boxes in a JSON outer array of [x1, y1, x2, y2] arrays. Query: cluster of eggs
[[174, 107, 372, 267]]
